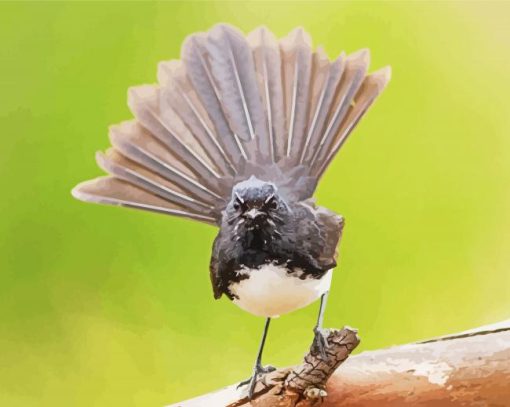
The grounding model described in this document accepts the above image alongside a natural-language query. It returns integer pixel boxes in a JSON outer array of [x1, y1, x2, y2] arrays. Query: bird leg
[[312, 291, 330, 358], [237, 317, 276, 399]]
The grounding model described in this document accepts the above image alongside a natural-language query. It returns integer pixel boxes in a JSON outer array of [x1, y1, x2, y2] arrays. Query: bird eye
[[265, 197, 278, 210], [233, 197, 245, 211], [233, 193, 245, 211]]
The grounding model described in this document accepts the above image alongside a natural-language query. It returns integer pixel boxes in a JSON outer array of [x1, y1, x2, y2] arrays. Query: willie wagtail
[[72, 24, 390, 399]]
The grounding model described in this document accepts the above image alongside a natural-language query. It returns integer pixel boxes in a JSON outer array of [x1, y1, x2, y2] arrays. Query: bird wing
[[209, 235, 223, 299], [292, 200, 345, 274]]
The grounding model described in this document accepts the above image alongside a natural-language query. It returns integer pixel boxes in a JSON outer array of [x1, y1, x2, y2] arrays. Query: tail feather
[[96, 149, 215, 215], [181, 34, 250, 162], [108, 121, 223, 202], [301, 47, 330, 165], [316, 66, 391, 177], [280, 28, 312, 164], [72, 176, 217, 223], [128, 85, 221, 180], [205, 25, 269, 159], [158, 60, 238, 175], [73, 24, 390, 224], [308, 49, 370, 171], [300, 49, 345, 164], [247, 26, 286, 163]]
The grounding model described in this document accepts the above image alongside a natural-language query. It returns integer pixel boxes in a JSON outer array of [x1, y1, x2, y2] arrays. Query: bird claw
[[258, 364, 276, 374], [312, 327, 329, 358], [237, 364, 276, 399]]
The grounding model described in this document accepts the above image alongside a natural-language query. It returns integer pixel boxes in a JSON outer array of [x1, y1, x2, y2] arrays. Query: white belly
[[229, 264, 333, 318]]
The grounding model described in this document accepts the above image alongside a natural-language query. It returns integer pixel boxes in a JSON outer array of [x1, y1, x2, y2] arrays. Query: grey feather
[[72, 177, 217, 224], [181, 34, 250, 162], [316, 66, 391, 177], [108, 120, 223, 203], [128, 85, 221, 181], [308, 49, 370, 171], [158, 60, 237, 176], [96, 150, 215, 215], [280, 28, 312, 164], [247, 26, 286, 163], [300, 50, 345, 164], [205, 24, 270, 160]]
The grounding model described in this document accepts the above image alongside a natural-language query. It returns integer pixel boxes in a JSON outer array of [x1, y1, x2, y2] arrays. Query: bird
[[72, 23, 390, 399]]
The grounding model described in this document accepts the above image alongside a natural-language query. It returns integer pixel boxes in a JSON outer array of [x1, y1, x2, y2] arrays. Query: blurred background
[[1, 1, 510, 406]]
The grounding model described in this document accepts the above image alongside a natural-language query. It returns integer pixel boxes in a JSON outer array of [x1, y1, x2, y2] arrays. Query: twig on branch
[[231, 327, 360, 407], [170, 320, 510, 407]]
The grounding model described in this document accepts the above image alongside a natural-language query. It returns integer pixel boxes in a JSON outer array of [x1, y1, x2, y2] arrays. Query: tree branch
[[169, 320, 510, 406]]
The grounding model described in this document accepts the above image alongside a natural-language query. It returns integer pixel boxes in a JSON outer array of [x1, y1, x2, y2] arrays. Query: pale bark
[[169, 320, 510, 407]]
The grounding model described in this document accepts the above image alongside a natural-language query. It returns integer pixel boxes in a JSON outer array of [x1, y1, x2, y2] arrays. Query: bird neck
[[240, 227, 270, 250]]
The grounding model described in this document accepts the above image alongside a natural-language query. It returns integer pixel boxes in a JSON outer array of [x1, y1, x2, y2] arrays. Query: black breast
[[209, 200, 344, 300]]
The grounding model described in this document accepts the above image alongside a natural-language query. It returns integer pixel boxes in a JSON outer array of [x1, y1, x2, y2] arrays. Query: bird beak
[[244, 208, 263, 220]]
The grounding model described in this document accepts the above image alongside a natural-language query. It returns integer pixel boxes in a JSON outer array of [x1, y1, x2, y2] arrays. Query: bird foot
[[237, 364, 276, 399], [312, 327, 329, 359]]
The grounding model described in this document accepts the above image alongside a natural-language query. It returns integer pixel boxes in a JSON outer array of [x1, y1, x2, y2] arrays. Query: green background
[[1, 1, 510, 406]]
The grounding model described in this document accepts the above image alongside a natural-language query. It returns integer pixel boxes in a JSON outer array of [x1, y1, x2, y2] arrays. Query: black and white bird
[[72, 24, 390, 398]]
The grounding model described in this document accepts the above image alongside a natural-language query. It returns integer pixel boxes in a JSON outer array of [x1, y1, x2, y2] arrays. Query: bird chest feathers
[[230, 264, 333, 318]]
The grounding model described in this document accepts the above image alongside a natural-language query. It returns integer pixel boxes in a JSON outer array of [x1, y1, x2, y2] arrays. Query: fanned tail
[[72, 24, 390, 225]]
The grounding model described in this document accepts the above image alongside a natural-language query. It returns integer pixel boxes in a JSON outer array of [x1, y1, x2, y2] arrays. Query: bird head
[[226, 177, 287, 232]]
